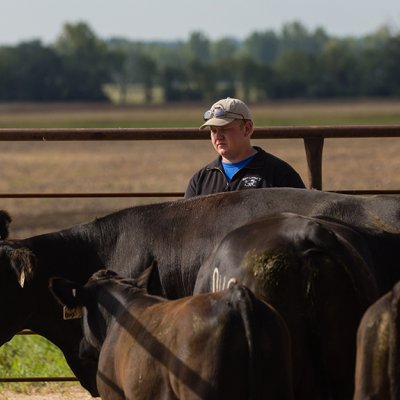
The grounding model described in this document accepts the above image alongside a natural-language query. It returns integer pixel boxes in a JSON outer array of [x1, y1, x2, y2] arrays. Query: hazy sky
[[1, 0, 399, 45]]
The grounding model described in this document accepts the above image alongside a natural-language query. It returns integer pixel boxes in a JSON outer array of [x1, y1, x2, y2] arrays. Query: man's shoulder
[[185, 158, 225, 198], [251, 146, 305, 187], [193, 158, 221, 175], [253, 147, 292, 167]]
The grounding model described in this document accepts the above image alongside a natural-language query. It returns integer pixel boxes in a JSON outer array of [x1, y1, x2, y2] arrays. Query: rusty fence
[[1, 124, 400, 385], [1, 125, 400, 194]]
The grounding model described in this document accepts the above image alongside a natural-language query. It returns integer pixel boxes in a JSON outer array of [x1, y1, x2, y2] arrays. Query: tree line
[[0, 21, 399, 102]]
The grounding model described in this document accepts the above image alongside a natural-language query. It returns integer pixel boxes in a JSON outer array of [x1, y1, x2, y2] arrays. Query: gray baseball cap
[[200, 97, 252, 129]]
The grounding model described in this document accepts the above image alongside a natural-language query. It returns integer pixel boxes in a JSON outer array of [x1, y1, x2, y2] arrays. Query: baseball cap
[[200, 97, 252, 129]]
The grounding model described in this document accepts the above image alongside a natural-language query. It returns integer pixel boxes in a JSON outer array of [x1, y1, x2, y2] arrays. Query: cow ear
[[6, 246, 36, 288], [49, 277, 84, 319], [136, 260, 158, 290]]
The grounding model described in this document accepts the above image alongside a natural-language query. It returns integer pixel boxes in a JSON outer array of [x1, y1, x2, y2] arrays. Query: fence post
[[303, 136, 324, 190]]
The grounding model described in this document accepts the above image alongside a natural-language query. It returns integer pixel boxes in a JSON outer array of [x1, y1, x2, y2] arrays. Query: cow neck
[[27, 228, 104, 283]]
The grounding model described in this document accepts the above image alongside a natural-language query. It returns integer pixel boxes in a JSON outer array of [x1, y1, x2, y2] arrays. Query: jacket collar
[[206, 146, 265, 170]]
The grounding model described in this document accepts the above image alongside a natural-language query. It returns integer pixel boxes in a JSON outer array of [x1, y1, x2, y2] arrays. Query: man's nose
[[214, 130, 224, 139]]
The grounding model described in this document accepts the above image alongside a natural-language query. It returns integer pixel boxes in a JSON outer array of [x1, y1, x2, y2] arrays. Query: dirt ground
[[0, 385, 94, 400]]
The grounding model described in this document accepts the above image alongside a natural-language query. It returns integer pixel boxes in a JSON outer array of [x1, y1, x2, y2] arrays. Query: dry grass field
[[1, 100, 400, 238], [0, 100, 399, 397]]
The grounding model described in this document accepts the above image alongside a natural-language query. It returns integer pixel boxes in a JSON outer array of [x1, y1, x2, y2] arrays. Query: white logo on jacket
[[240, 176, 262, 187]]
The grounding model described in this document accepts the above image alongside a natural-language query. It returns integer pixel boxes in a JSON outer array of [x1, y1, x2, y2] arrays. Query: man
[[185, 97, 306, 198]]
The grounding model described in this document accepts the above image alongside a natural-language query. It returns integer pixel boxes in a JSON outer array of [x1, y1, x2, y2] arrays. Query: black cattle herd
[[1, 188, 400, 399]]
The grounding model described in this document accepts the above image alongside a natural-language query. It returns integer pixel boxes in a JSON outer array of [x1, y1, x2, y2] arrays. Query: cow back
[[194, 212, 379, 400], [95, 282, 293, 400], [354, 281, 400, 399]]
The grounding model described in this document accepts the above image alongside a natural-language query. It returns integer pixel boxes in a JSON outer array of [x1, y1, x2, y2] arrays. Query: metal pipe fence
[[1, 124, 400, 193], [1, 124, 400, 384]]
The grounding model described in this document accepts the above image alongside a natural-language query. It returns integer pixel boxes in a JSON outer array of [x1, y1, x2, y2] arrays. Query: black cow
[[354, 281, 400, 399], [0, 188, 400, 394], [194, 213, 379, 399], [0, 210, 11, 239], [49, 267, 294, 400]]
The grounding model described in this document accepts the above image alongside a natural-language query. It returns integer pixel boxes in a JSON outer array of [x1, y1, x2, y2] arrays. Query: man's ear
[[244, 120, 254, 137]]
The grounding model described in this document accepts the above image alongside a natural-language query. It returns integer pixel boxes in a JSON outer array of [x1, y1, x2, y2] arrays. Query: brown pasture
[[0, 100, 399, 398], [0, 100, 400, 239]]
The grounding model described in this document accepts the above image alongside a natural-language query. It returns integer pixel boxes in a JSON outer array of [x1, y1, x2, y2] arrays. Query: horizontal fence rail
[[1, 124, 400, 192], [1, 125, 400, 140], [0, 192, 184, 198], [1, 124, 400, 385]]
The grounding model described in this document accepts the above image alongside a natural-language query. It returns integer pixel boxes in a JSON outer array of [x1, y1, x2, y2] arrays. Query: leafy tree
[[279, 21, 329, 55], [314, 39, 361, 97], [160, 65, 191, 101], [53, 22, 111, 100], [212, 58, 237, 99], [0, 46, 19, 100], [235, 57, 261, 100], [186, 60, 216, 100], [0, 41, 63, 100], [358, 27, 400, 96], [107, 47, 129, 104], [133, 53, 158, 103], [1, 19, 399, 102], [144, 41, 186, 70], [382, 34, 400, 95], [184, 32, 211, 63], [210, 37, 240, 63], [242, 30, 279, 64], [272, 50, 317, 98], [250, 63, 275, 101]]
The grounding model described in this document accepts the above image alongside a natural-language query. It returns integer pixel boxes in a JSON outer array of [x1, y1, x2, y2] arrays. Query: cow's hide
[[0, 188, 400, 394], [194, 212, 379, 400], [354, 281, 400, 400], [49, 267, 294, 400], [0, 210, 11, 239]]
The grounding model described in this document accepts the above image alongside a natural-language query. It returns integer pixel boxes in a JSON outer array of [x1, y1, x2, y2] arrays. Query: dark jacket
[[185, 146, 305, 198]]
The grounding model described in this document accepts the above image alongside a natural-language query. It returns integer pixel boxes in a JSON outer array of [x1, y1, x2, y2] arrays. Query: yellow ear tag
[[18, 270, 25, 288], [63, 306, 83, 320]]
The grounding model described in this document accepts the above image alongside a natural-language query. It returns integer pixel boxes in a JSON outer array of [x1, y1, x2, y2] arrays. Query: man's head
[[201, 98, 255, 163], [200, 97, 252, 129]]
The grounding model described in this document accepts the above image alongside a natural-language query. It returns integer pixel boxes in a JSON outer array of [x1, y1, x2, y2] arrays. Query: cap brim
[[200, 117, 235, 129]]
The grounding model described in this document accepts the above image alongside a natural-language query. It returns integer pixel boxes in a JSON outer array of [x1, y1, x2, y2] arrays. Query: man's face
[[210, 120, 253, 162]]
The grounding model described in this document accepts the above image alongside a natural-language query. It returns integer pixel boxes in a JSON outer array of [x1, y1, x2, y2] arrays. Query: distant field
[[0, 99, 400, 397], [0, 99, 400, 238], [1, 98, 400, 127]]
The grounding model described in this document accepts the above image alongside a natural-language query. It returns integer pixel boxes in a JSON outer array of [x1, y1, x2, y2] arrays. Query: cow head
[[0, 210, 12, 240], [49, 263, 156, 362], [0, 242, 38, 344], [0, 242, 36, 287]]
